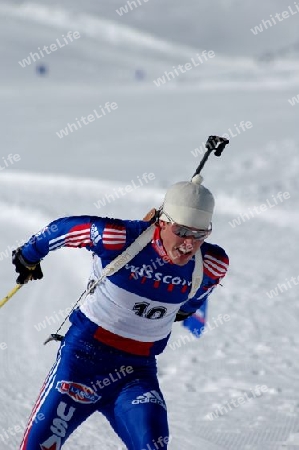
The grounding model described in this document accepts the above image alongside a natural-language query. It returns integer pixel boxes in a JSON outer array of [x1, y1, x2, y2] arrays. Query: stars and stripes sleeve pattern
[[101, 223, 127, 251], [49, 223, 92, 251], [179, 244, 229, 314], [203, 250, 229, 281], [20, 216, 147, 264], [21, 216, 96, 263]]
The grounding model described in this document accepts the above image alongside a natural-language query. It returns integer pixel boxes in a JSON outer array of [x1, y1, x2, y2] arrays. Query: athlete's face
[[159, 220, 204, 266]]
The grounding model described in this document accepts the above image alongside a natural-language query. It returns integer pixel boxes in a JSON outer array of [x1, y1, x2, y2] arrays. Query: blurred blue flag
[[182, 300, 208, 337]]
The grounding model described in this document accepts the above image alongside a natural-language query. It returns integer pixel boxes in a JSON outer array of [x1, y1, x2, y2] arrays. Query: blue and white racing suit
[[18, 216, 229, 450]]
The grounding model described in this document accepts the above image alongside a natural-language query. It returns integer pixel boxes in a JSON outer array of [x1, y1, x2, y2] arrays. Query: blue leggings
[[19, 326, 169, 450]]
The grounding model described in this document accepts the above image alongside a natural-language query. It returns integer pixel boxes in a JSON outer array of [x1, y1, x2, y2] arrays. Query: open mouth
[[175, 246, 193, 256]]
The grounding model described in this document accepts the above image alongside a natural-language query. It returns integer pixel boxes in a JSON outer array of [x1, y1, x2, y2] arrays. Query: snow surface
[[0, 2, 299, 449]]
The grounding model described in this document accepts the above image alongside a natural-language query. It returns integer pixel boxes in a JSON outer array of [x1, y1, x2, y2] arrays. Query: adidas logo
[[132, 390, 167, 410]]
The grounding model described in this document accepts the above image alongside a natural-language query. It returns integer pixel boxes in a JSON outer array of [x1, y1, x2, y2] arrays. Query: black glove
[[12, 248, 43, 284], [174, 310, 194, 322]]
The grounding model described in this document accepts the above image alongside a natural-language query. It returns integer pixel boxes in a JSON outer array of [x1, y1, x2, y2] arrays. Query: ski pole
[[0, 284, 22, 309], [192, 135, 229, 179]]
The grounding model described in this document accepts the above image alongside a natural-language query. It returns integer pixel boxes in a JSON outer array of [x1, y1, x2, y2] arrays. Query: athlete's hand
[[12, 248, 43, 284], [174, 310, 193, 322]]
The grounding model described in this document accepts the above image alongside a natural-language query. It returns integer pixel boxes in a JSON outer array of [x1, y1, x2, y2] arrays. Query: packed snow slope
[[0, 2, 299, 449]]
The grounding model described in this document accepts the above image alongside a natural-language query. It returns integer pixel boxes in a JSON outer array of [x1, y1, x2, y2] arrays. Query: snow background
[[0, 1, 299, 449]]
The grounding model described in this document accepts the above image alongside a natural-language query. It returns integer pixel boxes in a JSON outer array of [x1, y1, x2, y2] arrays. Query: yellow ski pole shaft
[[0, 284, 22, 308]]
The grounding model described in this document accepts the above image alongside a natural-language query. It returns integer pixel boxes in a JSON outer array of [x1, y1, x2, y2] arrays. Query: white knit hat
[[160, 174, 215, 229]]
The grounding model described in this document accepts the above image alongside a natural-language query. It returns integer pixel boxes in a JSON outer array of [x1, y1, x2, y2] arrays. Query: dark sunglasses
[[162, 211, 212, 241]]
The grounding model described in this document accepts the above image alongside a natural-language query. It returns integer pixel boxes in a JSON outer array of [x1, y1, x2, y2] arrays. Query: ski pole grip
[[192, 135, 229, 178]]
